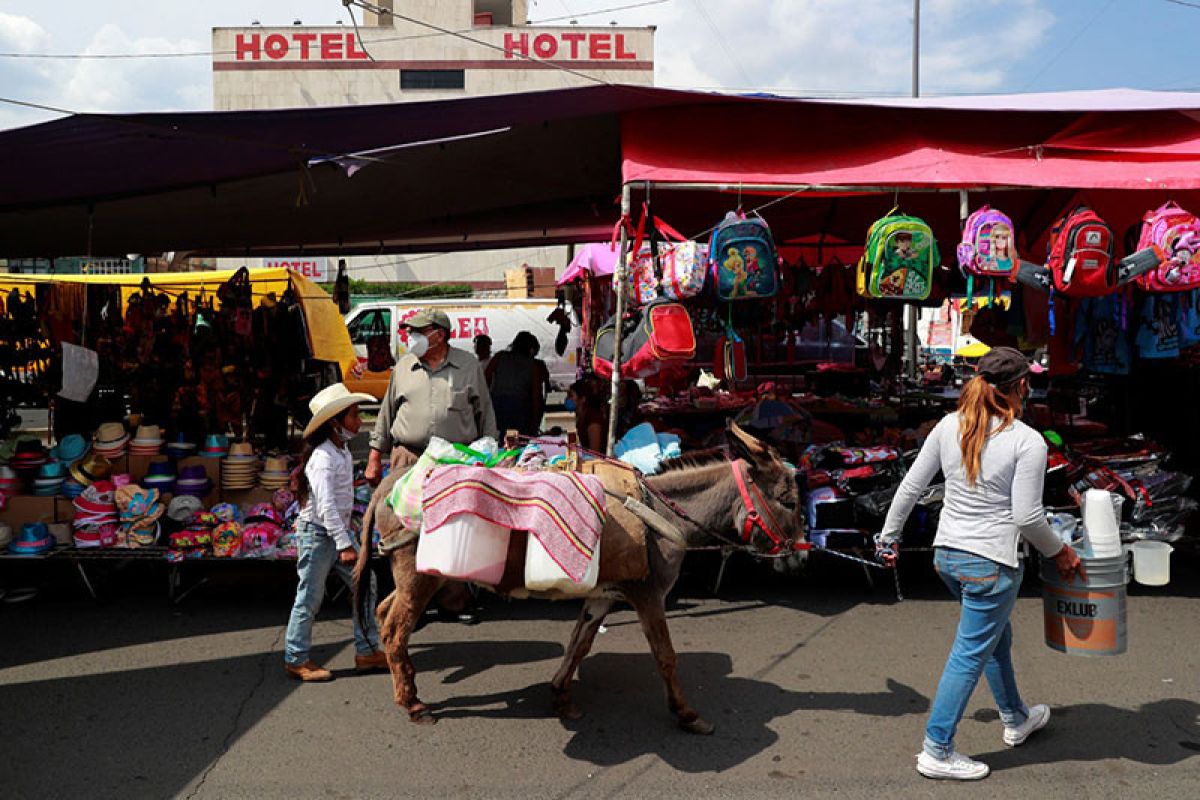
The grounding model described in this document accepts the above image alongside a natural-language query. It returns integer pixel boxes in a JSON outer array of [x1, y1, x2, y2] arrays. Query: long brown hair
[[956, 375, 1021, 486]]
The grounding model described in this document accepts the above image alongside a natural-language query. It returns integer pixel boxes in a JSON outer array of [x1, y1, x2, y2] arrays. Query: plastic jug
[[524, 536, 600, 595], [1131, 540, 1172, 586], [415, 515, 510, 585]]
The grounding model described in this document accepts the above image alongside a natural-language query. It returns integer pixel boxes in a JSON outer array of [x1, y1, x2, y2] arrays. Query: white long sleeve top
[[297, 440, 355, 550], [880, 413, 1063, 567]]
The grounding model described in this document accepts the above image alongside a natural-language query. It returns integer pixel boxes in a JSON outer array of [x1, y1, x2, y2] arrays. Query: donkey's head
[[724, 422, 802, 554]]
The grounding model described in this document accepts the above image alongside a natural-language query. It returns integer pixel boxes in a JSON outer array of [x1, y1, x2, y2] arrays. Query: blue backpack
[[708, 211, 780, 301]]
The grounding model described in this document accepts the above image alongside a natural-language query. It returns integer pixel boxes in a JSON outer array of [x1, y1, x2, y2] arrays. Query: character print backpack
[[957, 206, 1019, 303], [857, 211, 939, 301], [1046, 207, 1117, 297], [708, 211, 780, 301], [1134, 201, 1200, 293]]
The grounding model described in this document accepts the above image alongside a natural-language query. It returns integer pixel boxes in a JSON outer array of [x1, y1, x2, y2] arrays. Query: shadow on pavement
[[429, 651, 928, 773], [974, 699, 1200, 770], [410, 639, 565, 684]]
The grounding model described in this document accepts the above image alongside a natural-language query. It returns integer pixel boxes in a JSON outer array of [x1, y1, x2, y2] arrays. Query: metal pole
[[605, 183, 633, 456], [904, 0, 921, 380]]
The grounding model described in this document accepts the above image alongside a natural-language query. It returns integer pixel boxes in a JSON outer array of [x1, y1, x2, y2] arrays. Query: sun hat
[[116, 484, 164, 526], [166, 494, 204, 523], [74, 480, 117, 520], [977, 346, 1033, 388], [93, 422, 130, 456], [245, 502, 283, 527], [302, 383, 374, 440], [70, 453, 113, 486], [401, 309, 452, 332], [74, 524, 117, 549], [11, 522, 53, 555], [51, 434, 88, 464], [212, 521, 242, 557], [240, 522, 280, 558], [226, 441, 256, 459], [131, 424, 164, 444]]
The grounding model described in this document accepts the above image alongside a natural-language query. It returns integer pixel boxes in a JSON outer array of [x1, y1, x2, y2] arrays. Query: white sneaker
[[1003, 703, 1050, 747], [916, 751, 990, 781]]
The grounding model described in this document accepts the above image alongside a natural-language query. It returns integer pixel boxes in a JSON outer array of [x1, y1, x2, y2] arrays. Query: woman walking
[[877, 347, 1083, 780], [284, 383, 388, 681]]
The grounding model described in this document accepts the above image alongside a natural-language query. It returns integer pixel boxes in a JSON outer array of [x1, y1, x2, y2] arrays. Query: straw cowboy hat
[[70, 453, 113, 486], [303, 383, 374, 439]]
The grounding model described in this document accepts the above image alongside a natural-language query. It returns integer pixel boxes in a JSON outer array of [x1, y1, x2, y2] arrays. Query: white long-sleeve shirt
[[297, 440, 355, 550], [880, 413, 1063, 567]]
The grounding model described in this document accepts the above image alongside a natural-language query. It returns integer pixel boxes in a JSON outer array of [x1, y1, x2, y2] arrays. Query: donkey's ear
[[726, 421, 770, 464]]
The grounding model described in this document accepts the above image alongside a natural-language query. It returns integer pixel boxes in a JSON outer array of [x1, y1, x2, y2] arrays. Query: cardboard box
[[1, 496, 60, 526]]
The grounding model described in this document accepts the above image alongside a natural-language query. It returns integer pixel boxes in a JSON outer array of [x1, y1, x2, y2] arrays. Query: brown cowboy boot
[[285, 661, 333, 682], [354, 651, 388, 674]]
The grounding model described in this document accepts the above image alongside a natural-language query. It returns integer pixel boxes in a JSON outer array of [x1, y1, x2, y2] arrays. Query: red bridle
[[728, 458, 802, 556]]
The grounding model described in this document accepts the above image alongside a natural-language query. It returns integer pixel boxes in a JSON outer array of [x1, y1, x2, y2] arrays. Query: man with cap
[[364, 309, 497, 624], [365, 309, 498, 482]]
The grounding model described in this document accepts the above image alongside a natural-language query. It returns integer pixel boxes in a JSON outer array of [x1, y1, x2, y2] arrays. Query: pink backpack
[[1135, 201, 1200, 292], [957, 206, 1019, 302]]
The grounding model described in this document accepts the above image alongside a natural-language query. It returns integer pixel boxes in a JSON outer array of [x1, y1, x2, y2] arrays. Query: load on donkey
[[352, 422, 802, 734]]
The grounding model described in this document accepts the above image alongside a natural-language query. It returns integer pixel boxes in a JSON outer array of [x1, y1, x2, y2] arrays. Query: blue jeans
[[924, 547, 1030, 758], [284, 520, 380, 666]]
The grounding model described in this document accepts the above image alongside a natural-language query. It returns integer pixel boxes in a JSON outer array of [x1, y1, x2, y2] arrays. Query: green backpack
[[856, 212, 940, 301]]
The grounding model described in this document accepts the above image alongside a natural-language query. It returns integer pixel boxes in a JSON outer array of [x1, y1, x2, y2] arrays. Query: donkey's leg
[[549, 594, 615, 720], [380, 545, 442, 724], [625, 586, 714, 735]]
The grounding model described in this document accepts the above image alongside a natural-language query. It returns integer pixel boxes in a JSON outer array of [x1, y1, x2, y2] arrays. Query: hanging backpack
[[957, 206, 1019, 302], [708, 211, 780, 301], [627, 217, 709, 302], [593, 300, 696, 380], [1134, 201, 1200, 292], [857, 211, 939, 301], [1046, 207, 1117, 297]]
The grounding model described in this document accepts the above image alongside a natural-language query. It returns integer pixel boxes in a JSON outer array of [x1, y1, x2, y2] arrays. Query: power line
[[1162, 0, 1200, 9], [0, 0, 670, 60], [690, 0, 753, 88], [1021, 0, 1118, 91]]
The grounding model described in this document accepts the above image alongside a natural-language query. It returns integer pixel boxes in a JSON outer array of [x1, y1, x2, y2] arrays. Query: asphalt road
[[1, 552, 1198, 799]]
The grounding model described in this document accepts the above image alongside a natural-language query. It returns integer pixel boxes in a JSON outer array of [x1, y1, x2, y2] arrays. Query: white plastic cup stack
[[1081, 488, 1123, 559]]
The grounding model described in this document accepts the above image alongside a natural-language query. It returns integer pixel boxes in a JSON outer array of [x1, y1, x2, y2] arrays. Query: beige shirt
[[369, 347, 498, 453]]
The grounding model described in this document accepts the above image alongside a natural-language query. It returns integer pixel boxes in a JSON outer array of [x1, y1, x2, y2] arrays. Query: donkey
[[351, 423, 801, 734]]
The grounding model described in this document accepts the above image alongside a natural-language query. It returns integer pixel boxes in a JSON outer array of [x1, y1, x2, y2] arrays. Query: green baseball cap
[[401, 310, 451, 331]]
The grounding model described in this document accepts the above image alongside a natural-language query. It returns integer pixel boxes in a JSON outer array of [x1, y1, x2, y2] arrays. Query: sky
[[1, 0, 1199, 130]]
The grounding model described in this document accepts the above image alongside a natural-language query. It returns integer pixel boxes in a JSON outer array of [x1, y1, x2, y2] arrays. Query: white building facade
[[212, 0, 655, 288]]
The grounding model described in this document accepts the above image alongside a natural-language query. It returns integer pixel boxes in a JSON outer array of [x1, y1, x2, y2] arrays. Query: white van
[[343, 298, 580, 400]]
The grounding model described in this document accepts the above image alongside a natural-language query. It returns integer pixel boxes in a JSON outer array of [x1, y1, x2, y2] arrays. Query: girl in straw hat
[[284, 383, 388, 682]]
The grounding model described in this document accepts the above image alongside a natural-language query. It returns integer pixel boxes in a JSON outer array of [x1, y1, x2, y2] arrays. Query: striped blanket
[[422, 465, 607, 582]]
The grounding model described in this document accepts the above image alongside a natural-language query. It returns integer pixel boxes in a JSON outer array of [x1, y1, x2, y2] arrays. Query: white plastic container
[[1131, 540, 1173, 586], [524, 536, 600, 595], [415, 515, 510, 585], [1081, 489, 1123, 558]]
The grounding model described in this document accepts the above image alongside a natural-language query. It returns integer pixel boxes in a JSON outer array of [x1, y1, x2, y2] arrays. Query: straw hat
[[225, 442, 256, 460], [132, 424, 164, 444], [70, 453, 113, 486], [302, 383, 374, 439], [94, 422, 130, 447]]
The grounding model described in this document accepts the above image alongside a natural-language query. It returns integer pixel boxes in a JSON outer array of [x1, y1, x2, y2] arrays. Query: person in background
[[285, 383, 387, 682], [877, 347, 1083, 781], [364, 309, 497, 624], [567, 377, 608, 453], [473, 334, 493, 373], [486, 331, 549, 438]]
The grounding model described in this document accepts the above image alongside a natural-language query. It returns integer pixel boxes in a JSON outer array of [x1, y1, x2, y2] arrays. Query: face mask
[[564, 397, 577, 412], [407, 331, 429, 358], [330, 419, 356, 446]]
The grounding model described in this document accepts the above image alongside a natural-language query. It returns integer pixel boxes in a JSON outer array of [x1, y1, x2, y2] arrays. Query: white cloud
[[0, 11, 51, 52], [59, 24, 208, 113]]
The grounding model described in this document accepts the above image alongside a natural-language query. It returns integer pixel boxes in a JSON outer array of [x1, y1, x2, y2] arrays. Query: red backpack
[[592, 300, 696, 379], [1046, 207, 1117, 297]]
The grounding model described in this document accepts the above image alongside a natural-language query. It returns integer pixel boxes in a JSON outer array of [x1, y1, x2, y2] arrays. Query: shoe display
[[1004, 704, 1051, 747], [916, 751, 990, 781], [354, 651, 389, 673], [285, 661, 333, 682]]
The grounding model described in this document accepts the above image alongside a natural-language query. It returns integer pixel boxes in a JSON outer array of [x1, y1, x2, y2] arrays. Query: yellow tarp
[[0, 267, 356, 374]]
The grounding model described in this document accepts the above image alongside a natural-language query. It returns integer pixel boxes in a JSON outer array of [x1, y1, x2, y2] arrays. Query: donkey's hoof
[[407, 704, 437, 726], [679, 716, 715, 735]]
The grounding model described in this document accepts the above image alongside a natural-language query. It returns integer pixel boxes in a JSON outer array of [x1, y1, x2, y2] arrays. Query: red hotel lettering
[[236, 33, 261, 60], [561, 32, 585, 59], [588, 33, 611, 60], [320, 33, 343, 59], [615, 34, 636, 59], [263, 34, 288, 59], [293, 32, 316, 59], [346, 33, 370, 60], [533, 33, 557, 58], [504, 32, 529, 58]]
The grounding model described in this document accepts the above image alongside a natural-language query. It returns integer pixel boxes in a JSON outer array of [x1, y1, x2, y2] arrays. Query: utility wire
[[691, 0, 753, 88], [1021, 0, 1118, 91], [0, 0, 671, 60], [1162, 0, 1200, 9]]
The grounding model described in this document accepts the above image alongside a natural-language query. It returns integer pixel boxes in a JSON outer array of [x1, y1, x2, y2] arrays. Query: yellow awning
[[0, 268, 356, 374]]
